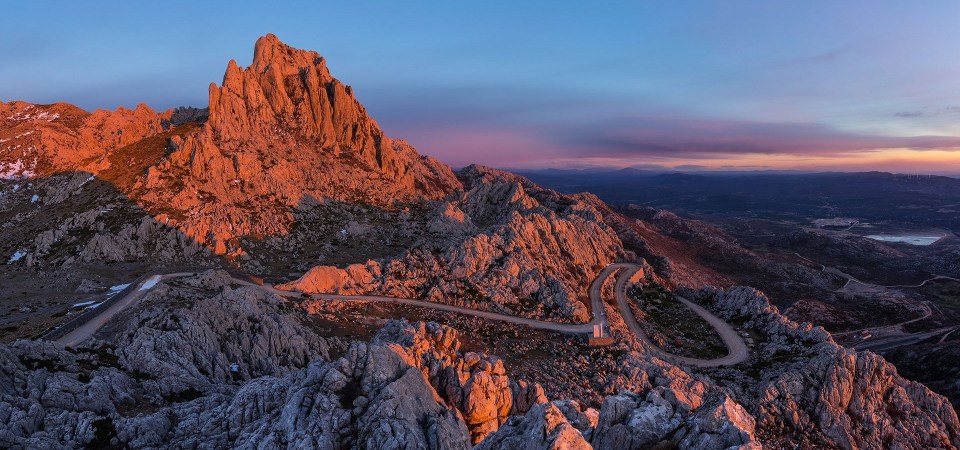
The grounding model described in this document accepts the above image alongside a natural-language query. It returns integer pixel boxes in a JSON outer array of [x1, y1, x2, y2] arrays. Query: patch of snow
[[31, 194, 39, 203], [138, 276, 161, 291], [0, 162, 23, 180], [72, 300, 104, 309], [0, 158, 35, 180], [8, 250, 26, 264], [6, 107, 59, 122], [108, 283, 131, 295], [77, 174, 95, 188]]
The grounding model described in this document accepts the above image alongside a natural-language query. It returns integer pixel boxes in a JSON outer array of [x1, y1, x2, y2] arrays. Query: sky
[[3, 1, 960, 173]]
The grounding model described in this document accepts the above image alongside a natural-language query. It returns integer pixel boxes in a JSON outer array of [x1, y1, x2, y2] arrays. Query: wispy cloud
[[894, 105, 960, 119], [551, 116, 960, 159]]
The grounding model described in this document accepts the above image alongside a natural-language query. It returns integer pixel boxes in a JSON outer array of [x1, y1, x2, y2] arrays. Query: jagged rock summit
[[210, 34, 381, 154], [2, 34, 462, 261], [138, 34, 461, 253], [202, 33, 456, 196]]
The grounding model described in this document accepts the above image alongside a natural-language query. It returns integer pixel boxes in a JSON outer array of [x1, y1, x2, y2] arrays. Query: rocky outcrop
[[373, 320, 546, 443], [475, 402, 593, 450], [757, 347, 959, 450], [699, 285, 960, 450], [0, 269, 558, 448], [0, 101, 162, 180], [208, 34, 392, 172], [112, 277, 330, 394], [3, 266, 958, 449], [674, 394, 759, 450], [0, 330, 473, 449], [591, 390, 682, 449], [135, 34, 462, 254], [283, 165, 623, 323], [2, 35, 463, 269]]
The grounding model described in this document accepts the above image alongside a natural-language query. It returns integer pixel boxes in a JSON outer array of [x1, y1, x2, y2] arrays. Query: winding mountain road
[[610, 265, 749, 367], [245, 263, 749, 367], [253, 281, 596, 334], [46, 263, 748, 367]]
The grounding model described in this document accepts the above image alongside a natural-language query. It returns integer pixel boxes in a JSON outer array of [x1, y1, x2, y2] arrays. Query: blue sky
[[3, 1, 960, 172]]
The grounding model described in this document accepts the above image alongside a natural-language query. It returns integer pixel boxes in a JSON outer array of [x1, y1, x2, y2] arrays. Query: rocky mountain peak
[[207, 34, 383, 159], [250, 33, 330, 76]]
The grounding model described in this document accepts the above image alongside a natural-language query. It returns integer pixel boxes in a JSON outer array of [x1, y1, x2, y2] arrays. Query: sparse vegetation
[[627, 283, 727, 359]]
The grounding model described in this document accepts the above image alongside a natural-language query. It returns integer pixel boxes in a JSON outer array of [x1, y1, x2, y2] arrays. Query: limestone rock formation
[[1, 34, 462, 269], [475, 402, 593, 450], [698, 285, 960, 450], [282, 165, 623, 323], [0, 101, 161, 179], [138, 34, 461, 253], [372, 320, 545, 443]]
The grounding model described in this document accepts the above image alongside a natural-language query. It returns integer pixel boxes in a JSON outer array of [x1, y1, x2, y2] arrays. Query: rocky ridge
[[280, 165, 623, 323]]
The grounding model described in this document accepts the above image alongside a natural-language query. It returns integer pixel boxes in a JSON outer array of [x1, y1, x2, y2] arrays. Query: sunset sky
[[3, 1, 960, 173]]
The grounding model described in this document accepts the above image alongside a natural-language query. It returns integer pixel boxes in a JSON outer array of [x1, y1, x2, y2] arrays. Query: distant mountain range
[[519, 169, 960, 231]]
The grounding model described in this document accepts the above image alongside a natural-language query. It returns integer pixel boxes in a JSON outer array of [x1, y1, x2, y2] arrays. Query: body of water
[[865, 235, 941, 246]]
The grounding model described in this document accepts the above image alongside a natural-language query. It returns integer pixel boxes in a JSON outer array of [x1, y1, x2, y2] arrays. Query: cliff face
[[200, 33, 454, 199]]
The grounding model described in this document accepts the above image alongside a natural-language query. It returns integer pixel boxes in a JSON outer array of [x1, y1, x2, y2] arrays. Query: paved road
[[55, 272, 193, 347], [795, 252, 956, 350], [833, 301, 933, 339], [239, 280, 596, 334], [855, 325, 959, 352], [275, 263, 747, 367], [588, 263, 637, 334], [50, 264, 748, 367], [884, 276, 960, 289], [610, 265, 749, 367]]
